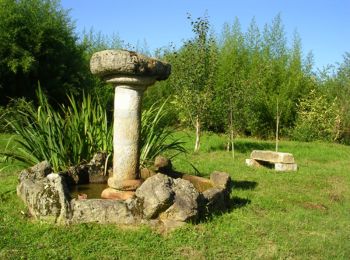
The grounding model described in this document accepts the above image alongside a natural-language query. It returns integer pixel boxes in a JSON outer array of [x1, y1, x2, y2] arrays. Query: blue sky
[[61, 0, 350, 70]]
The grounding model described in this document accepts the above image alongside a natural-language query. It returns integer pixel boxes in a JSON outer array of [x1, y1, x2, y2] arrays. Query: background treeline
[[1, 0, 349, 146]]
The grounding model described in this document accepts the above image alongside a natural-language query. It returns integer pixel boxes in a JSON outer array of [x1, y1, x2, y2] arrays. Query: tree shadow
[[234, 140, 275, 153], [232, 180, 258, 190]]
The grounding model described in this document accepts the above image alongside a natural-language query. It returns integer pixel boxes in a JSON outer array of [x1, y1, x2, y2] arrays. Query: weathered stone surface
[[160, 178, 199, 222], [275, 163, 298, 172], [112, 179, 143, 191], [17, 172, 71, 223], [101, 188, 135, 200], [245, 158, 262, 167], [71, 198, 139, 224], [64, 152, 109, 185], [90, 49, 171, 81], [182, 174, 213, 193], [18, 161, 53, 182], [91, 49, 172, 193], [210, 171, 231, 190], [140, 167, 156, 180], [154, 155, 172, 172], [135, 174, 174, 219], [251, 150, 295, 163], [202, 187, 229, 212]]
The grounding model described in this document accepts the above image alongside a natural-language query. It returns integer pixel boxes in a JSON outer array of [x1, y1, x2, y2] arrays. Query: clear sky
[[60, 0, 350, 71]]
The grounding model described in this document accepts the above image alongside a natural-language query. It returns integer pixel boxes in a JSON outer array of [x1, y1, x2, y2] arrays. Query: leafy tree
[[169, 14, 218, 152], [216, 18, 247, 157], [0, 0, 86, 105]]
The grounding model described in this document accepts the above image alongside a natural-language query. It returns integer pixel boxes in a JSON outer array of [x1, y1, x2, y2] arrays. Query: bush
[[292, 89, 341, 142]]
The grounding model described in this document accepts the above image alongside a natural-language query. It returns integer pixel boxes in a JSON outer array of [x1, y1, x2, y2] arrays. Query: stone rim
[[90, 49, 171, 81]]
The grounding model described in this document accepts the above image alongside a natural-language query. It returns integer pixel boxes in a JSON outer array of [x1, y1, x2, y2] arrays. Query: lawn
[[1, 132, 350, 259]]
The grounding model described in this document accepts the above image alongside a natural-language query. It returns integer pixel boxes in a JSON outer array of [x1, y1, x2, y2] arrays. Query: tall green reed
[[3, 89, 185, 172]]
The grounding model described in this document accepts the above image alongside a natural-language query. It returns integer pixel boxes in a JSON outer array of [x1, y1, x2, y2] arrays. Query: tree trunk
[[275, 98, 279, 152], [229, 103, 235, 159], [194, 115, 201, 152]]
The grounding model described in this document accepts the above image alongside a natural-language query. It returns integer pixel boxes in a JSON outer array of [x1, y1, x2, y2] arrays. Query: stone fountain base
[[17, 157, 232, 231]]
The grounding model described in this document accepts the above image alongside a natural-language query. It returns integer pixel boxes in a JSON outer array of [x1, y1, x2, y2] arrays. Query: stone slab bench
[[245, 150, 297, 171]]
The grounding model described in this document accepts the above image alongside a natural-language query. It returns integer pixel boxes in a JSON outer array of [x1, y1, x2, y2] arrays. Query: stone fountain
[[16, 50, 232, 231]]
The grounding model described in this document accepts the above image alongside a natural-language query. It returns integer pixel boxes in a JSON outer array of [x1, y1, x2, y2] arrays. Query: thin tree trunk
[[275, 97, 279, 152], [194, 115, 201, 152], [229, 103, 235, 159]]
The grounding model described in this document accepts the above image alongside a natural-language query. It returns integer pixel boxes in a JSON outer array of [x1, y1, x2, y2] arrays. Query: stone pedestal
[[90, 50, 171, 196]]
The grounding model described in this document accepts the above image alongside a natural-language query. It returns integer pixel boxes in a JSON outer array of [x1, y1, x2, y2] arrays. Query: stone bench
[[245, 150, 297, 171]]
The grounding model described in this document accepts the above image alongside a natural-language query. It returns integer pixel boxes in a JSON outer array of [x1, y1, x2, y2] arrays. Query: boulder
[[140, 167, 156, 180], [17, 172, 71, 223], [64, 152, 109, 185], [154, 155, 172, 173], [135, 174, 175, 219], [160, 178, 199, 222], [201, 187, 229, 212], [210, 171, 232, 191], [71, 198, 140, 224], [18, 161, 53, 182]]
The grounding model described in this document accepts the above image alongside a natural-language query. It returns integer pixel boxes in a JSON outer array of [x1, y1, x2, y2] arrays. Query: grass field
[[1, 131, 350, 259]]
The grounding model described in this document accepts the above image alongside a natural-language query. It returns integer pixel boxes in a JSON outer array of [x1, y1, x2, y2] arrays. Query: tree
[[0, 0, 86, 105], [216, 18, 247, 157], [170, 14, 218, 152]]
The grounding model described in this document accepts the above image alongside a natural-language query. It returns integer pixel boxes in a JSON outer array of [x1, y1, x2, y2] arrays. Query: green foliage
[[3, 87, 111, 171], [168, 14, 218, 151], [2, 88, 184, 171], [0, 0, 87, 105], [318, 53, 350, 143], [293, 89, 341, 142], [140, 100, 186, 167]]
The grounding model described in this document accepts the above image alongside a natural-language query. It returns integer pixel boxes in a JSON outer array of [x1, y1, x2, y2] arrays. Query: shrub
[[292, 89, 341, 142]]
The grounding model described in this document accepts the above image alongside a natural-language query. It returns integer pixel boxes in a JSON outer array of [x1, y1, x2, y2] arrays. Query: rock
[[182, 174, 213, 193], [135, 173, 174, 219], [17, 172, 71, 223], [109, 179, 143, 191], [71, 198, 139, 224], [245, 158, 262, 167], [210, 171, 231, 190], [64, 152, 109, 185], [202, 187, 229, 213], [18, 161, 53, 182], [101, 188, 135, 200], [275, 163, 298, 171], [160, 178, 199, 222], [90, 152, 107, 167], [140, 167, 156, 180], [90, 49, 171, 81], [154, 156, 172, 173], [250, 150, 295, 164]]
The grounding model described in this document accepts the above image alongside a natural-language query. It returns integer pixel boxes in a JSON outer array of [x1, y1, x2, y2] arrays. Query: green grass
[[1, 131, 350, 259]]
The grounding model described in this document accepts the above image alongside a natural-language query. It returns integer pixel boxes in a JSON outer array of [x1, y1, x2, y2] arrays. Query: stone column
[[90, 50, 171, 199]]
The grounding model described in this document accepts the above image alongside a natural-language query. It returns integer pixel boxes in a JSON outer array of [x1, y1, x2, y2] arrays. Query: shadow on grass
[[229, 196, 251, 209], [232, 180, 258, 190], [234, 140, 274, 153], [198, 196, 251, 223]]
